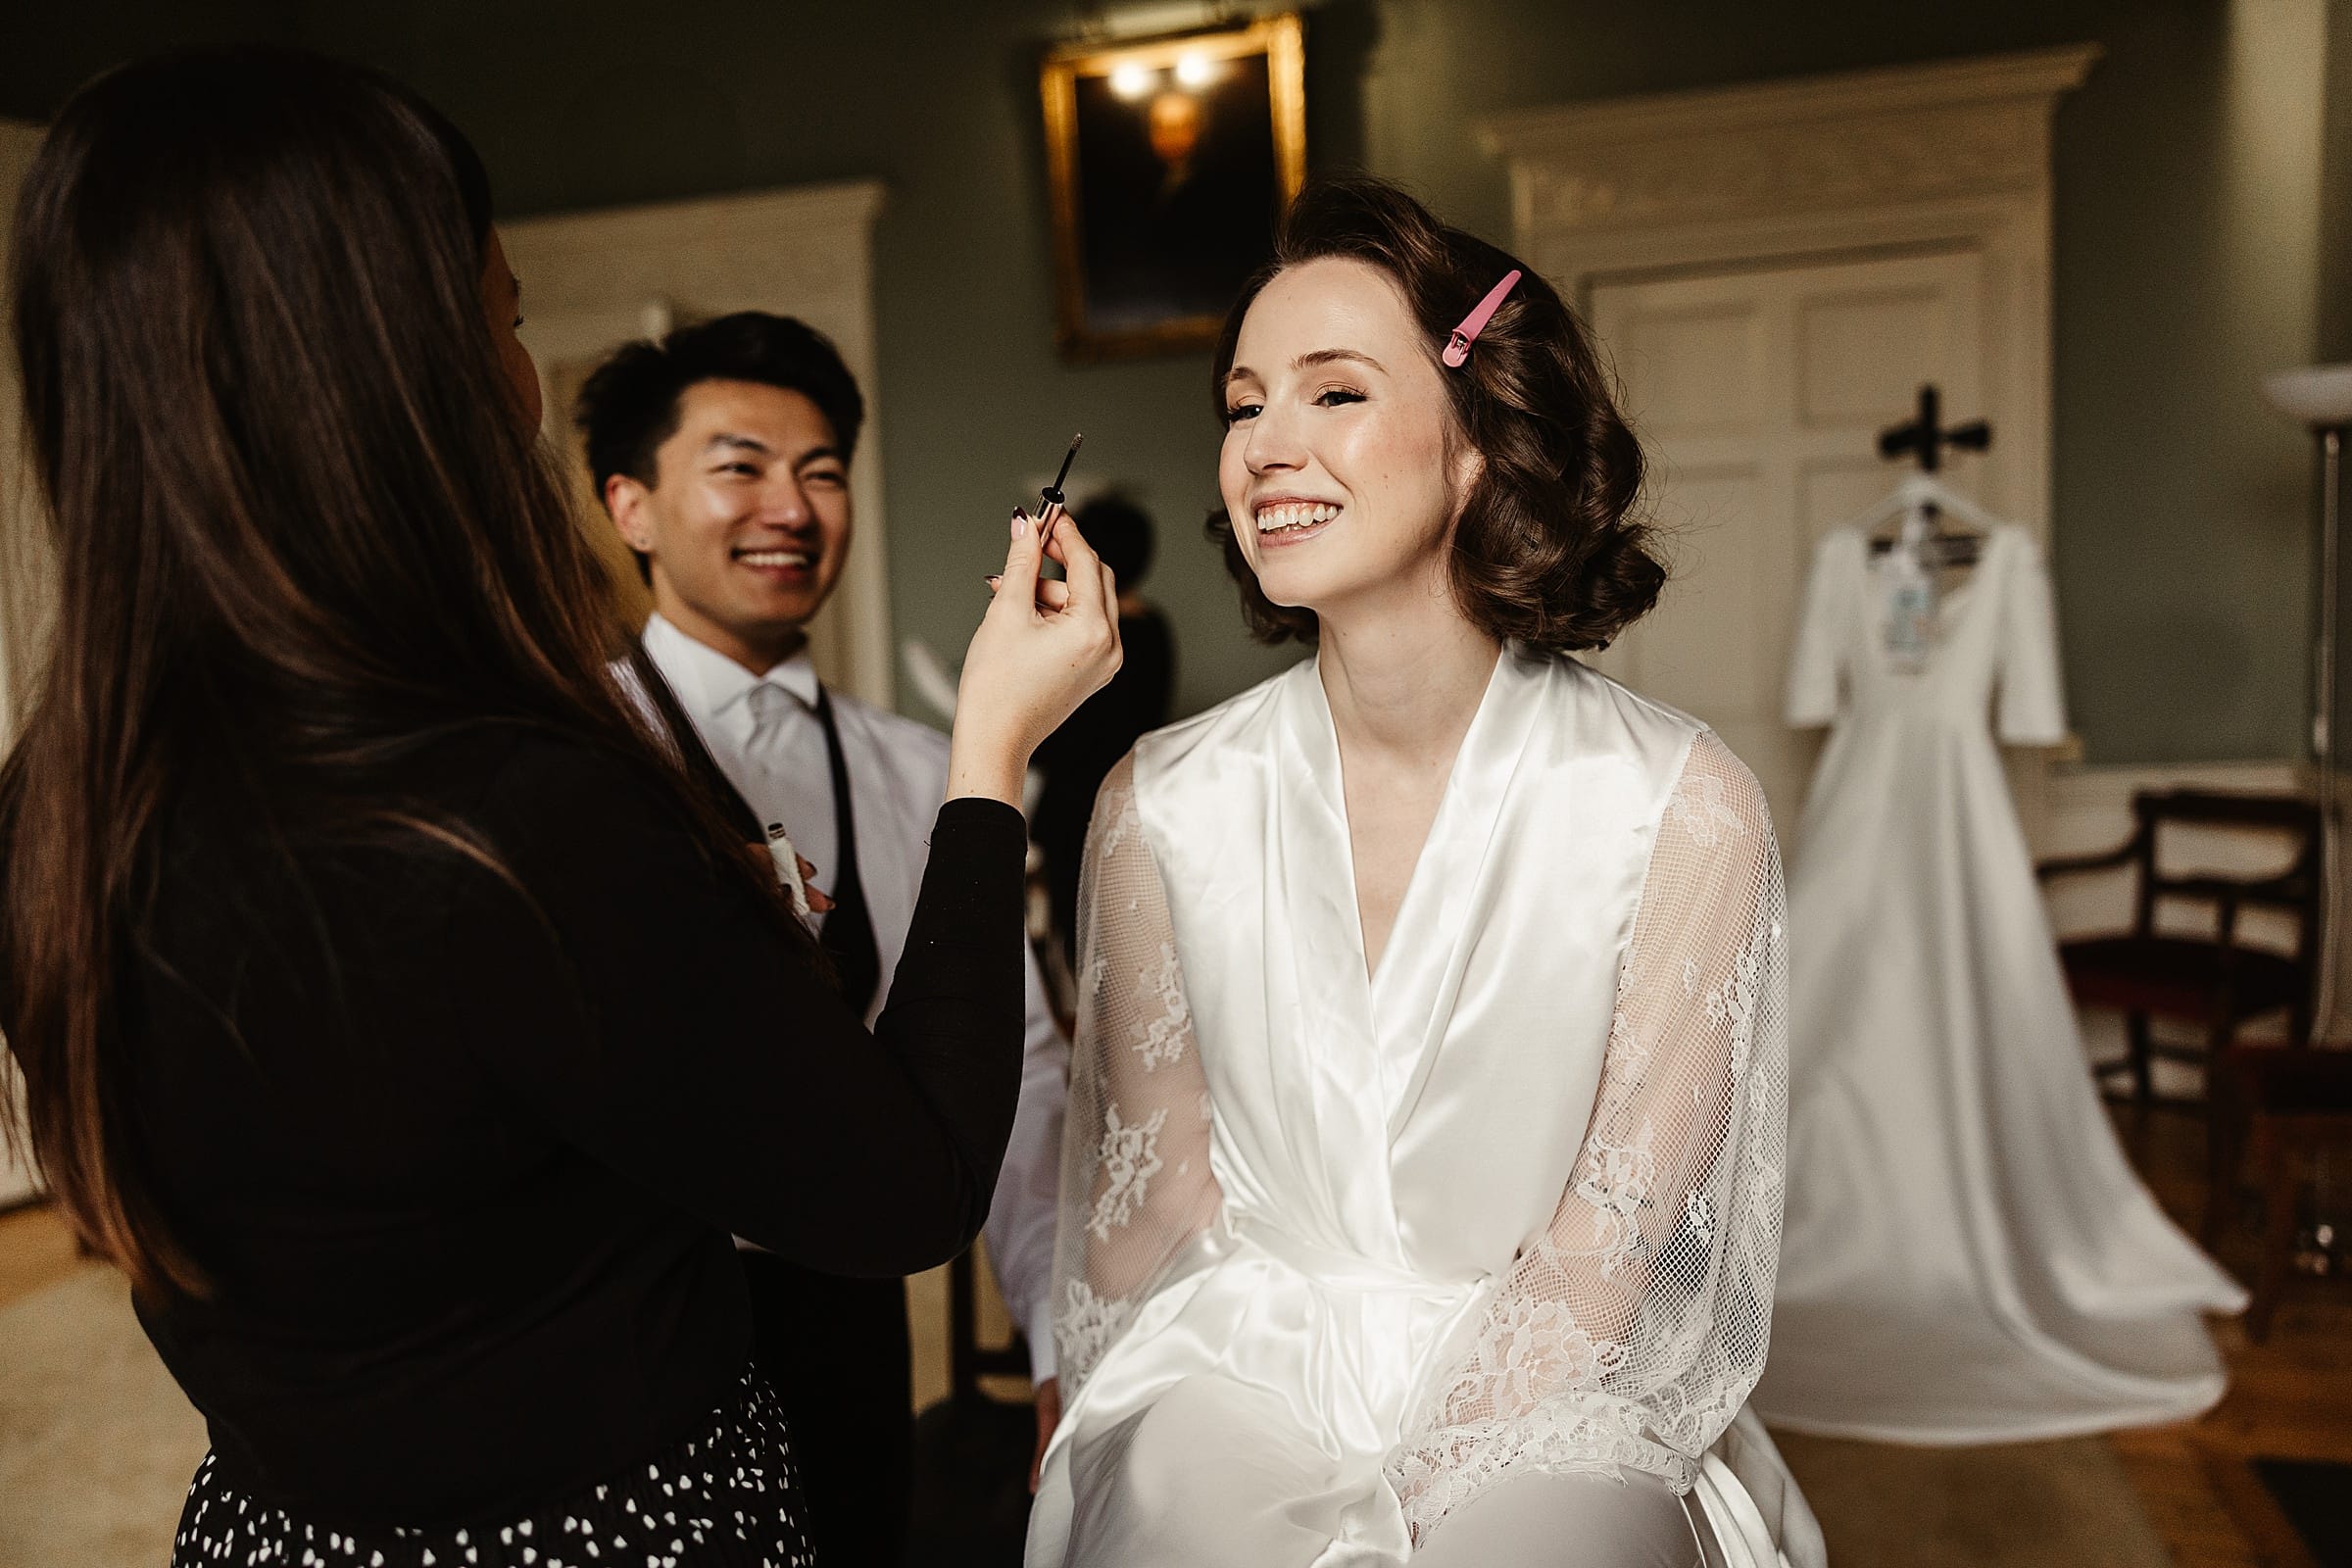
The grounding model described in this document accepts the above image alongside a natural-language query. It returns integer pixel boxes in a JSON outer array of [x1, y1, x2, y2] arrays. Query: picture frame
[[1041, 14, 1307, 362]]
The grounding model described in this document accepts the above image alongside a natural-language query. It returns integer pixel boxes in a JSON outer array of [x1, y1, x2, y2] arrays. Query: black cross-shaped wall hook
[[1877, 384, 1992, 473]]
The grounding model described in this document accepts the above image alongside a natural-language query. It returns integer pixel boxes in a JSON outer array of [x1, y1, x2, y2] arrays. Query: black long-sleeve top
[[115, 724, 1026, 1527]]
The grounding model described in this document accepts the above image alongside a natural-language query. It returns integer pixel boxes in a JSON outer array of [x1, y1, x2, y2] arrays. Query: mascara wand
[[986, 433, 1088, 602], [1041, 433, 1084, 512]]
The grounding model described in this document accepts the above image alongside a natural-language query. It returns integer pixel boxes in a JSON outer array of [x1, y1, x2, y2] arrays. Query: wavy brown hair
[[1207, 175, 1665, 652], [0, 50, 790, 1298]]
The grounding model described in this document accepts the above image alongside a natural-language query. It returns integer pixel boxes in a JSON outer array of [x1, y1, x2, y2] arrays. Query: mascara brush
[[992, 432, 1087, 605], [1041, 432, 1084, 510]]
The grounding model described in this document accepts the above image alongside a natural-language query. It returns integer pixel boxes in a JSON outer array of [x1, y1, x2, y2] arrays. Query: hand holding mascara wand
[[1041, 431, 1083, 512], [986, 433, 1084, 607], [954, 434, 1123, 806]]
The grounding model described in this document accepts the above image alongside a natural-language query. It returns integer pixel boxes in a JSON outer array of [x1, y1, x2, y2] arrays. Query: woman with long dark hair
[[0, 48, 1119, 1565]]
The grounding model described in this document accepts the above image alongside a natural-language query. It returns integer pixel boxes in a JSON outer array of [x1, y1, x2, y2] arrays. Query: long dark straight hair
[[0, 50, 792, 1298]]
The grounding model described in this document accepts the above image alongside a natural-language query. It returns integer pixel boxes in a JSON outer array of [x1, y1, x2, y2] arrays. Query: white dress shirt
[[642, 619, 838, 923], [634, 613, 1070, 1379]]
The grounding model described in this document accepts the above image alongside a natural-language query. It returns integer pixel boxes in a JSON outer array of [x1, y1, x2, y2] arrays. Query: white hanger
[[1838, 472, 2010, 542]]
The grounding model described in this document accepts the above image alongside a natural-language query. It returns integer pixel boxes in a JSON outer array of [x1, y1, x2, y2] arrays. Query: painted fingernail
[[983, 574, 1004, 590], [1010, 508, 1029, 539]]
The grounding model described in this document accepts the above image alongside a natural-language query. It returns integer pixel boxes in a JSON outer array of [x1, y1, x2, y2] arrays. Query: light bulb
[[1174, 52, 1219, 88]]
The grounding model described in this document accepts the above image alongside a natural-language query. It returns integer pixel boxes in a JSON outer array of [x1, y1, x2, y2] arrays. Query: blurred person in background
[[1032, 491, 1176, 968]]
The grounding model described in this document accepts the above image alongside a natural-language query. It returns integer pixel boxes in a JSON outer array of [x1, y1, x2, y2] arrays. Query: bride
[[1027, 177, 1820, 1568]]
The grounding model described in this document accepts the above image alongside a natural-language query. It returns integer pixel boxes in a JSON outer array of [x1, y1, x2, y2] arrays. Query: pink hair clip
[[1442, 268, 1523, 368]]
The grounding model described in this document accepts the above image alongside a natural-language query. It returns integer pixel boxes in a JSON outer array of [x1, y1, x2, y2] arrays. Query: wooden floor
[[2104, 1104, 2351, 1568], [2, 1102, 2345, 1565]]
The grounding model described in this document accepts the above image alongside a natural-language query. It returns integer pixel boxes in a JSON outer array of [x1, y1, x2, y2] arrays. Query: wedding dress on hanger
[[1751, 480, 2246, 1442], [1027, 647, 1823, 1567]]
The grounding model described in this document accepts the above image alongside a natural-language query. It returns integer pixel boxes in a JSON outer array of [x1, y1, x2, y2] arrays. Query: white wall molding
[[2039, 758, 2306, 1071], [2041, 759, 2302, 854], [2039, 758, 2305, 937], [1480, 47, 2096, 538], [1481, 46, 2100, 220], [504, 182, 887, 318]]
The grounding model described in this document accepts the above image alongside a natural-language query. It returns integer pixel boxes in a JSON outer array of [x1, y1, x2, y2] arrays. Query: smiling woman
[[1205, 179, 1662, 655], [1027, 177, 1820, 1568]]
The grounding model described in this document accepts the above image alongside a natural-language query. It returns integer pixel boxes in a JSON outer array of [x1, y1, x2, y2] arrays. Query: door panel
[[1589, 247, 1996, 832], [1796, 282, 1961, 422], [0, 120, 43, 1209], [1614, 300, 1768, 435]]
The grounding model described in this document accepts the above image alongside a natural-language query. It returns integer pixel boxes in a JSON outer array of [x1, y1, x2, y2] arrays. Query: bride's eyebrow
[[1295, 348, 1383, 372]]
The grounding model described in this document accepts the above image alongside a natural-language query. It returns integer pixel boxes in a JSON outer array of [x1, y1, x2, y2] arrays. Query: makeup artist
[[0, 48, 1118, 1568]]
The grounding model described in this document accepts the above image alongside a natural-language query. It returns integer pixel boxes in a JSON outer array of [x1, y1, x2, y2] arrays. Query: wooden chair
[[2208, 1044, 2352, 1341], [2036, 790, 2321, 1106]]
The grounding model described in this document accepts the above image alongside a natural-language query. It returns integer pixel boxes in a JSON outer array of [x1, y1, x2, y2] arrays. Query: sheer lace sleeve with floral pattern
[[1386, 730, 1790, 1546], [1050, 754, 1223, 1393]]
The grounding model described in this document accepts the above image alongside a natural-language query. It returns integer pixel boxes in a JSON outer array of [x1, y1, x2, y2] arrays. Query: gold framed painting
[[1041, 14, 1306, 362]]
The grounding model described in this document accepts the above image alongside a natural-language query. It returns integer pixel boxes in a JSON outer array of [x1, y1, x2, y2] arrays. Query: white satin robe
[[1028, 648, 1820, 1568]]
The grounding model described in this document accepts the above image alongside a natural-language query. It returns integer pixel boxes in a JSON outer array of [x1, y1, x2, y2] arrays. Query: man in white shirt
[[575, 313, 1068, 1563]]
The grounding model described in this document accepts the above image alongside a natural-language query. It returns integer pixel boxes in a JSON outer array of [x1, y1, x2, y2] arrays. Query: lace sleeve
[[1387, 731, 1789, 1544], [1050, 753, 1222, 1396]]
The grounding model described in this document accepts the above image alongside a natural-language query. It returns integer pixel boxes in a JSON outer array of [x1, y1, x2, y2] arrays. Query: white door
[[0, 118, 45, 1208], [0, 120, 47, 746], [1588, 247, 2004, 835]]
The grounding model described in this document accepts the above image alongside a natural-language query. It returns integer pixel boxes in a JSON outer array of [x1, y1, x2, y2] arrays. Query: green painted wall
[[0, 0, 2331, 762]]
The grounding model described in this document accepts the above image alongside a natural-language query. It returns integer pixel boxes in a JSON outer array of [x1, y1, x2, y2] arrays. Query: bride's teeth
[[1255, 502, 1338, 532], [739, 550, 808, 567]]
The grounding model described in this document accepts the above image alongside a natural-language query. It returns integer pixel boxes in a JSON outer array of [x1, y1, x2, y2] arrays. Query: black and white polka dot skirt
[[170, 1371, 812, 1567]]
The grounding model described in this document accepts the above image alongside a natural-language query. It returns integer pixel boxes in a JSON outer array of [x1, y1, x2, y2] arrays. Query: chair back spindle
[[2040, 789, 2323, 1105]]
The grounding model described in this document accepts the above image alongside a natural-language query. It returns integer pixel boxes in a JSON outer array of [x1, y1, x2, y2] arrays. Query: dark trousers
[[740, 1249, 913, 1567]]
